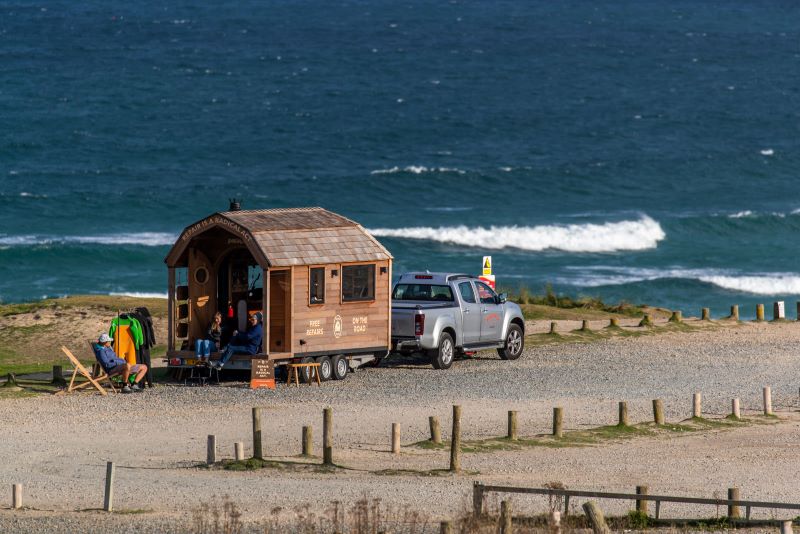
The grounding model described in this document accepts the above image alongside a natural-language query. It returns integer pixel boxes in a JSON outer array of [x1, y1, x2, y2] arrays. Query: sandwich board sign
[[250, 358, 275, 390], [479, 255, 496, 289]]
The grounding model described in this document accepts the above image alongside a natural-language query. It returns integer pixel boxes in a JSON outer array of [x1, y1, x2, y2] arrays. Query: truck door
[[458, 281, 481, 344], [475, 281, 503, 342]]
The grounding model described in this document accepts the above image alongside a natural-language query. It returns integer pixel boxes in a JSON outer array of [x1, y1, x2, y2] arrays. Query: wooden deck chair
[[55, 346, 112, 396]]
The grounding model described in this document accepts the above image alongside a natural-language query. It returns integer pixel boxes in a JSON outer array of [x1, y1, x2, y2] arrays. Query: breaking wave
[[110, 291, 168, 299], [369, 216, 665, 253], [562, 266, 800, 295], [0, 232, 176, 247], [370, 165, 466, 175]]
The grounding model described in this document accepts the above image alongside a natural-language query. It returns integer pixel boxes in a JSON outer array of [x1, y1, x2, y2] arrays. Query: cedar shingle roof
[[165, 207, 392, 267]]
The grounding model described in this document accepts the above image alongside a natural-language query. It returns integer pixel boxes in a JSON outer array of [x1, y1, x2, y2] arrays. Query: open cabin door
[[188, 249, 217, 342]]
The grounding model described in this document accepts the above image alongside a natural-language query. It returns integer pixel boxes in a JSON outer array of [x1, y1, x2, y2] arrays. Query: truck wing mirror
[[498, 293, 507, 304]]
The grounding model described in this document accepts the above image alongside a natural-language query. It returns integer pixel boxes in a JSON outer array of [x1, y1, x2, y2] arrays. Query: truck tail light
[[414, 313, 425, 336]]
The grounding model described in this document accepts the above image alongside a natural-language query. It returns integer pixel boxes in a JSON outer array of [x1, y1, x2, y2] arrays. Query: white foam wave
[[110, 292, 168, 299], [728, 210, 753, 219], [370, 165, 466, 175], [369, 216, 665, 253], [0, 232, 176, 247], [761, 148, 774, 156], [562, 266, 800, 295]]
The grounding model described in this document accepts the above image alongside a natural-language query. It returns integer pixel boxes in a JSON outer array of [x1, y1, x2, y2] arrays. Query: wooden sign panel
[[250, 358, 275, 390]]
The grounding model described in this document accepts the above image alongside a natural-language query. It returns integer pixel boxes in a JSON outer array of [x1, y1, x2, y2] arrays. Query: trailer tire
[[498, 324, 524, 360], [299, 356, 315, 383], [316, 356, 332, 381], [429, 332, 455, 370], [331, 354, 348, 380]]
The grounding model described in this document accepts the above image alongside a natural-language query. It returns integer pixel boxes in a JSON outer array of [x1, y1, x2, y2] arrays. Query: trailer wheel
[[299, 356, 315, 383], [429, 332, 455, 370], [316, 356, 332, 381], [331, 354, 348, 380], [498, 324, 524, 360]]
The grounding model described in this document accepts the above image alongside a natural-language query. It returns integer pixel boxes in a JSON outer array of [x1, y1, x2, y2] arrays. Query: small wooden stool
[[286, 362, 321, 387]]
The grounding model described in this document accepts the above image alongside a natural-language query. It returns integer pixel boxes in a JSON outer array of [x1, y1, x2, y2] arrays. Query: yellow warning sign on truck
[[482, 256, 492, 276]]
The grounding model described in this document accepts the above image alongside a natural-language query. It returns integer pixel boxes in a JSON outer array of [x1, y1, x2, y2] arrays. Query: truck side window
[[458, 282, 476, 303], [310, 267, 325, 304], [475, 282, 497, 304]]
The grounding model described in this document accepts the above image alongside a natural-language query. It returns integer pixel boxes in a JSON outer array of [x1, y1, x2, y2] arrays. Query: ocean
[[1, 1, 799, 318]]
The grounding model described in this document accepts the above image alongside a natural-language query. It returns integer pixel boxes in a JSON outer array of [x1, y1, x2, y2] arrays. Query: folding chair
[[55, 346, 115, 395]]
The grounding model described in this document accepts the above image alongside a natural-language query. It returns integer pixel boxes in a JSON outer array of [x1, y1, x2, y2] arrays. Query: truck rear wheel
[[498, 324, 524, 360], [316, 356, 332, 381], [331, 354, 348, 380], [429, 332, 455, 370]]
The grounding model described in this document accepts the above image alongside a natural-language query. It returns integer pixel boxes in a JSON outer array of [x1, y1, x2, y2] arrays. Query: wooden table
[[286, 362, 321, 387]]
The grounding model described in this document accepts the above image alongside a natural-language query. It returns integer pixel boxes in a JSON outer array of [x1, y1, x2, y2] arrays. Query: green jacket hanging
[[110, 316, 144, 348]]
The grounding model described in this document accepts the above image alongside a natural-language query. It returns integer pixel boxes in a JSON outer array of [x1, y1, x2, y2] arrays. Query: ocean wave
[[562, 266, 800, 295], [0, 232, 176, 247], [368, 216, 665, 253], [370, 165, 466, 175], [728, 210, 754, 219], [110, 292, 168, 299]]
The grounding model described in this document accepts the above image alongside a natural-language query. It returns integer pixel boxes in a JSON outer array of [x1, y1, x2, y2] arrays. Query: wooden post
[[609, 317, 619, 327], [507, 410, 518, 440], [323, 407, 333, 466], [618, 401, 629, 426], [103, 461, 115, 512], [763, 386, 772, 415], [252, 407, 263, 460], [636, 485, 649, 515], [653, 399, 664, 425], [234, 442, 244, 461], [439, 520, 453, 534], [730, 305, 739, 321], [582, 501, 610, 534], [391, 423, 400, 454], [449, 405, 461, 472], [302, 426, 313, 456], [638, 314, 653, 327], [553, 407, 563, 438], [581, 319, 590, 331], [51, 365, 65, 386], [669, 311, 682, 323], [782, 520, 794, 534], [500, 499, 513, 534], [472, 482, 484, 516], [756, 304, 765, 321], [732, 398, 741, 419], [12, 484, 21, 509], [693, 392, 702, 418], [549, 510, 562, 534], [774, 301, 786, 320], [797, 301, 800, 321], [429, 416, 441, 444], [728, 487, 740, 519], [207, 435, 217, 465], [701, 307, 710, 321], [549, 321, 557, 334]]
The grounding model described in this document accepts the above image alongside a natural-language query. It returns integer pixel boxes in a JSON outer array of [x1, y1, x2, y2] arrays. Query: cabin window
[[310, 267, 325, 305], [342, 264, 375, 302]]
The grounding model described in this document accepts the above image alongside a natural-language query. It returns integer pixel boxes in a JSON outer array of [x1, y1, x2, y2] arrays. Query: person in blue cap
[[92, 333, 148, 393], [213, 312, 263, 370]]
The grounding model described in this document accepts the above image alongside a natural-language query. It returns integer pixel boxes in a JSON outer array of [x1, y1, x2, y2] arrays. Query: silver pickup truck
[[391, 272, 525, 369]]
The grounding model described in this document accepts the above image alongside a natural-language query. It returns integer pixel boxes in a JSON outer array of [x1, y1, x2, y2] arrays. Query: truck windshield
[[393, 284, 454, 302]]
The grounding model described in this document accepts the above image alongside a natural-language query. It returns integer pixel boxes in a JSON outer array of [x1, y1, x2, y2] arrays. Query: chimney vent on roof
[[228, 198, 242, 211]]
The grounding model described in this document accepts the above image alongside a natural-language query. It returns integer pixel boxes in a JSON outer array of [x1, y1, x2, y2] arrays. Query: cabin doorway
[[215, 248, 264, 345], [269, 270, 291, 353]]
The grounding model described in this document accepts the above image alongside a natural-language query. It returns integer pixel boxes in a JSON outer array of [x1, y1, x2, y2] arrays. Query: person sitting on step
[[93, 333, 148, 393], [213, 312, 263, 370]]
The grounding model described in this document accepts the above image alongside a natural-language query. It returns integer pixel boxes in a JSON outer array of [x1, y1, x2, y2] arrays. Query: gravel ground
[[2, 320, 800, 532]]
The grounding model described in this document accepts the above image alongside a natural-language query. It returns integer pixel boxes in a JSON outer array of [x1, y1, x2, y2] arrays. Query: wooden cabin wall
[[290, 260, 391, 356], [269, 269, 291, 353]]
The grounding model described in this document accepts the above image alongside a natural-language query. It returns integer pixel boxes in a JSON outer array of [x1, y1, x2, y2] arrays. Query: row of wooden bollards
[[9, 461, 117, 512]]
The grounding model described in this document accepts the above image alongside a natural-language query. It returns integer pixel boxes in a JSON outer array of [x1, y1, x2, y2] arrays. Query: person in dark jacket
[[195, 311, 223, 362], [92, 333, 148, 393], [213, 312, 263, 369]]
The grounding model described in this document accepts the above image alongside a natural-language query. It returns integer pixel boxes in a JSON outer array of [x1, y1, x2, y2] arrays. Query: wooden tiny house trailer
[[164, 207, 393, 374]]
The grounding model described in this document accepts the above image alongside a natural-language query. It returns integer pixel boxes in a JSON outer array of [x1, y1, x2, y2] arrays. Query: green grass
[[0, 295, 167, 318]]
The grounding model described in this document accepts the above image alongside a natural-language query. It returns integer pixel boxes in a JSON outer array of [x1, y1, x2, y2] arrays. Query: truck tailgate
[[391, 303, 418, 337]]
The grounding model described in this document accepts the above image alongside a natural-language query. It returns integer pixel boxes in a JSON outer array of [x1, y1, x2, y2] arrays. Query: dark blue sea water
[[2, 1, 800, 318]]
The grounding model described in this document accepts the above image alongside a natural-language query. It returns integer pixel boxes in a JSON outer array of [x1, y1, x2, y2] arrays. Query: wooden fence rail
[[473, 483, 800, 521]]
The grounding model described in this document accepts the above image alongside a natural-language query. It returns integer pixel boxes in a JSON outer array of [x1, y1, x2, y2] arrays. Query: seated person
[[195, 311, 223, 362], [213, 312, 263, 370], [93, 333, 148, 393]]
